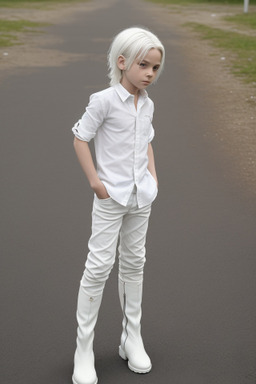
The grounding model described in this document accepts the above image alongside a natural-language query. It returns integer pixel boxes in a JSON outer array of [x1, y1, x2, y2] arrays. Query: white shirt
[[72, 83, 158, 208]]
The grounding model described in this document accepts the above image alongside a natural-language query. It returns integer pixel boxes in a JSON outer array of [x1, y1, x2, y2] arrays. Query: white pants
[[81, 191, 152, 296]]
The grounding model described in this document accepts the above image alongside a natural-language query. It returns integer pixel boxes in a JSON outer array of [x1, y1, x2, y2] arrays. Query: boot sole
[[119, 346, 152, 374], [72, 374, 98, 384]]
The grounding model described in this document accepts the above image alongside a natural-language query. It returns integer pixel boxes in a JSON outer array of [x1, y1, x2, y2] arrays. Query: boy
[[72, 27, 165, 384]]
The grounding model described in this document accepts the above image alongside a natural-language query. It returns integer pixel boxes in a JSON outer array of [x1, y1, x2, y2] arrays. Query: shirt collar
[[114, 83, 148, 102]]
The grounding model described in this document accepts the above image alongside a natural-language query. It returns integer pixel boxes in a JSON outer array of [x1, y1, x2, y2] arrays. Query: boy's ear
[[117, 55, 126, 71]]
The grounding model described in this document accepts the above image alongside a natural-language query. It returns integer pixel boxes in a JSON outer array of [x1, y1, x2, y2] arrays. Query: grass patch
[[0, 1, 89, 47], [0, 19, 47, 47], [146, 0, 256, 5], [0, 0, 89, 8], [225, 12, 256, 30], [187, 23, 256, 83]]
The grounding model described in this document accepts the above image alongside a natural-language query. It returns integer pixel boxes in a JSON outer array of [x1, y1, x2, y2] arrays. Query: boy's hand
[[93, 181, 110, 200], [73, 139, 110, 199]]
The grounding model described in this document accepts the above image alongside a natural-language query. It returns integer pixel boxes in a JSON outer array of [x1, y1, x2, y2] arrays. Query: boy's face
[[119, 48, 162, 95]]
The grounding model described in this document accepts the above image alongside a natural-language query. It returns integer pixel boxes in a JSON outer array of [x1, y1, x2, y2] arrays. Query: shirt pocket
[[141, 115, 153, 137]]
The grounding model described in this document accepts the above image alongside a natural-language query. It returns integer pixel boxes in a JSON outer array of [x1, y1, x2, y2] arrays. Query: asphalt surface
[[1, 0, 256, 383]]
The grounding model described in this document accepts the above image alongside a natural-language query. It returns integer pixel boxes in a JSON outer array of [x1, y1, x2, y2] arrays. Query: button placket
[[134, 115, 140, 186]]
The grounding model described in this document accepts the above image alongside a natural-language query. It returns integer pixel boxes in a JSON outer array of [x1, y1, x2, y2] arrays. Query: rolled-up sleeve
[[148, 124, 155, 143], [72, 93, 105, 142], [148, 100, 155, 143]]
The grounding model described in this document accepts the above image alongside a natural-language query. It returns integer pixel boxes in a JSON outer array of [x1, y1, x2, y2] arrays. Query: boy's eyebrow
[[140, 59, 161, 66]]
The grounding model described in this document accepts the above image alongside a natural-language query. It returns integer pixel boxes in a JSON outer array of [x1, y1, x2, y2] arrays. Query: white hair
[[107, 27, 165, 86]]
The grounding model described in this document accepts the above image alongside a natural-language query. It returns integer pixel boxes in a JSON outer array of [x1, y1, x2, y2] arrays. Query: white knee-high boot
[[118, 279, 152, 373], [72, 286, 103, 384]]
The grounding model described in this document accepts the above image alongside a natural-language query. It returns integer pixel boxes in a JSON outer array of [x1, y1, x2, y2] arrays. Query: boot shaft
[[73, 286, 103, 384], [118, 278, 152, 374]]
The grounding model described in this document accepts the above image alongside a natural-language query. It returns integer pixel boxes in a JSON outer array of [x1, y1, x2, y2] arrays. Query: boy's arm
[[73, 137, 110, 199], [147, 143, 158, 188]]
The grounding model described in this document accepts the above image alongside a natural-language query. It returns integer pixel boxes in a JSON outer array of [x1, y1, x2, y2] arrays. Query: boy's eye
[[139, 62, 146, 67], [153, 65, 160, 71]]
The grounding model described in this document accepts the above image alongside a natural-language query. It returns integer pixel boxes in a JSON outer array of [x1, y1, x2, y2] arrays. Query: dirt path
[[0, 0, 117, 75], [147, 2, 256, 198], [0, 0, 256, 197]]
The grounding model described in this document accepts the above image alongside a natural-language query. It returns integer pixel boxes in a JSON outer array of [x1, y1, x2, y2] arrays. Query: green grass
[[187, 23, 256, 83], [0, 0, 88, 47], [146, 0, 256, 85], [0, 0, 83, 2], [225, 12, 256, 29], [0, 19, 47, 47], [146, 0, 256, 4], [0, 0, 89, 8]]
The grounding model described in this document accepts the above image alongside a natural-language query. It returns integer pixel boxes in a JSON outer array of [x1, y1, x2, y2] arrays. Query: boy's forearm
[[73, 137, 109, 198], [147, 143, 158, 186], [73, 137, 99, 188]]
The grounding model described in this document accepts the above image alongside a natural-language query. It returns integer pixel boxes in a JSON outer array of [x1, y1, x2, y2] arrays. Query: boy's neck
[[120, 79, 140, 97], [119, 81, 140, 110]]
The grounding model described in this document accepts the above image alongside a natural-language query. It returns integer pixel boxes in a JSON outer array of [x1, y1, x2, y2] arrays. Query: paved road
[[1, 0, 256, 383]]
